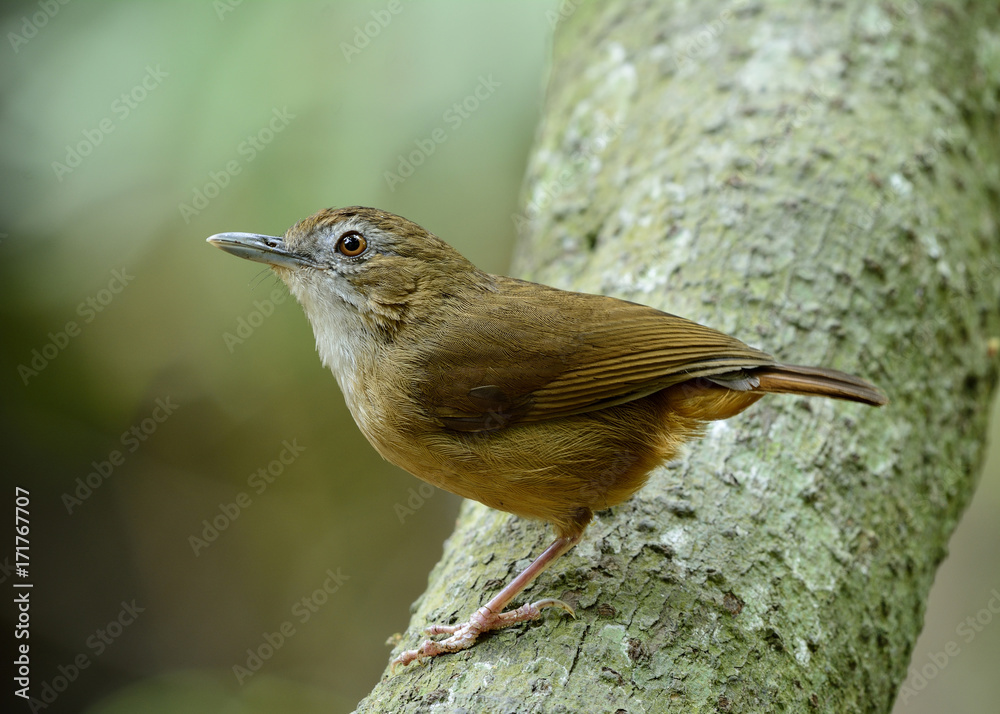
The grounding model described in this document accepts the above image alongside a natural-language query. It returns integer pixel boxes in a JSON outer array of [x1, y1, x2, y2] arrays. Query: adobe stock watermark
[[178, 106, 296, 224], [7, 0, 73, 54], [62, 397, 179, 514], [232, 566, 350, 684], [395, 482, 437, 524], [873, 0, 923, 36], [724, 85, 834, 188], [16, 598, 143, 708], [891, 252, 1000, 371], [17, 268, 135, 386], [51, 64, 168, 181], [898, 588, 1000, 704], [383, 74, 501, 192], [340, 0, 404, 62], [847, 127, 955, 233], [188, 439, 306, 556], [222, 287, 288, 353], [213, 0, 243, 21], [546, 0, 581, 29], [511, 112, 625, 234], [668, 0, 748, 70]]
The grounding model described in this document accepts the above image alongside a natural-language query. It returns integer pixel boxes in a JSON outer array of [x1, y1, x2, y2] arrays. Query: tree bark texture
[[357, 1, 1000, 711]]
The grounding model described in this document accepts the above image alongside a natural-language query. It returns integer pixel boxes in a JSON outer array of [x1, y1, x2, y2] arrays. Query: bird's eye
[[336, 230, 367, 257]]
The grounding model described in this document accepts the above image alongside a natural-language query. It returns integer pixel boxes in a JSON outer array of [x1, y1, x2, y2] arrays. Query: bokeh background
[[0, 2, 996, 712]]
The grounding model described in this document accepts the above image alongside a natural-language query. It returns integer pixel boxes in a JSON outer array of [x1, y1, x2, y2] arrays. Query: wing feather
[[416, 276, 777, 432]]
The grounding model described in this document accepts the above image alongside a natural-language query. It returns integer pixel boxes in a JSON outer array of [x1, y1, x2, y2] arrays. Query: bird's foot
[[390, 598, 573, 670]]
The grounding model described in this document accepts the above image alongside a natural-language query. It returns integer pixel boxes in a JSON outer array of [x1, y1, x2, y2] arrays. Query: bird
[[207, 206, 887, 668]]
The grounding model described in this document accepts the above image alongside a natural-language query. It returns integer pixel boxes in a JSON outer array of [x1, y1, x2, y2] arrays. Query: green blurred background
[[0, 2, 995, 712]]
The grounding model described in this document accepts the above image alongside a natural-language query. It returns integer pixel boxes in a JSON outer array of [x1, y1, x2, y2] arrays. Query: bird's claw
[[390, 599, 574, 671]]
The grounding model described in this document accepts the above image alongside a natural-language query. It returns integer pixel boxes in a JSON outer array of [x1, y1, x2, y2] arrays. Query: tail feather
[[753, 364, 888, 406]]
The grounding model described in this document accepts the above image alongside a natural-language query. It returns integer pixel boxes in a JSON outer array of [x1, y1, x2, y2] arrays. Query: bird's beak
[[206, 232, 316, 270]]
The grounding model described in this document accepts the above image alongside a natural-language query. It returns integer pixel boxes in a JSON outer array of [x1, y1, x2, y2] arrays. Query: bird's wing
[[414, 277, 777, 433]]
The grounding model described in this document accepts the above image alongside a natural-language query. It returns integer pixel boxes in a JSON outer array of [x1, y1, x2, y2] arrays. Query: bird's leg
[[391, 532, 582, 669]]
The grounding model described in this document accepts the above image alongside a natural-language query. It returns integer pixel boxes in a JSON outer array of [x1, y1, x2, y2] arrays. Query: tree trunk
[[356, 1, 1000, 711]]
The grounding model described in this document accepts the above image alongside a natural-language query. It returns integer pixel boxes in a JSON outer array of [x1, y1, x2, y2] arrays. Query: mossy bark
[[357, 1, 1000, 711]]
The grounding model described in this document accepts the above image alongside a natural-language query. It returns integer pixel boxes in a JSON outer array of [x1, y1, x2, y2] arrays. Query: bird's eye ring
[[336, 230, 367, 257]]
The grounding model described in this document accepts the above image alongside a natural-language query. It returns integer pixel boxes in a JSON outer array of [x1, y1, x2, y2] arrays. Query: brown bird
[[207, 206, 887, 668]]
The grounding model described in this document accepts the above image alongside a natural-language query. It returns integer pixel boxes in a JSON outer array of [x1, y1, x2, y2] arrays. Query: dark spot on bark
[[862, 256, 885, 278], [647, 542, 675, 559], [600, 667, 625, 686], [723, 592, 744, 615], [800, 486, 821, 504], [764, 627, 784, 651], [627, 637, 649, 662], [424, 689, 448, 704], [531, 678, 552, 694], [666, 499, 695, 517], [597, 602, 617, 619]]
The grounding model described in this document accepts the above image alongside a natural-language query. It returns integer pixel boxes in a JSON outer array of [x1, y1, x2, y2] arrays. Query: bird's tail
[[753, 364, 888, 406]]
